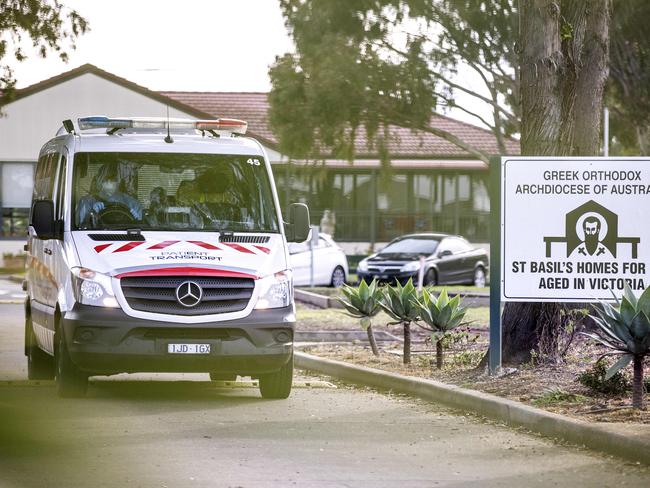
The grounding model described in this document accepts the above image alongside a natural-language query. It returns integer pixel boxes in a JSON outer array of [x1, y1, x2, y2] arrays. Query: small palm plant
[[583, 285, 650, 410], [338, 279, 383, 356], [413, 288, 468, 369], [380, 278, 420, 364]]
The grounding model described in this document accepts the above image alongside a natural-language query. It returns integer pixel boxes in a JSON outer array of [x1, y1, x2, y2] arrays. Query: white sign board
[[501, 157, 650, 302]]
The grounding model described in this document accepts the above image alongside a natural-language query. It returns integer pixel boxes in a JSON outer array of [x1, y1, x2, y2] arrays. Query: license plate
[[167, 343, 211, 354]]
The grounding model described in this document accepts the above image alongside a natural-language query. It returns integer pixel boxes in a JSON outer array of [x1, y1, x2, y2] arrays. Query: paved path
[[1, 303, 649, 487]]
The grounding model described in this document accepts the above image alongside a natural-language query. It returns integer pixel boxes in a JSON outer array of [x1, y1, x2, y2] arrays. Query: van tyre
[[259, 354, 293, 399], [55, 328, 88, 397], [26, 317, 55, 380]]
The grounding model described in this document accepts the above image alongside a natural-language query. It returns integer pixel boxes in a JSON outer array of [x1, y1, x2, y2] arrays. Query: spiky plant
[[583, 285, 650, 410], [413, 288, 468, 369], [337, 279, 382, 356], [380, 278, 420, 364]]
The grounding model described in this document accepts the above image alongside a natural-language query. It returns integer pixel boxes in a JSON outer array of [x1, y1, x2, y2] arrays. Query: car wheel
[[473, 267, 486, 287], [330, 266, 346, 287], [424, 268, 437, 286], [259, 354, 293, 399], [26, 316, 55, 380], [209, 372, 237, 381], [55, 326, 88, 398]]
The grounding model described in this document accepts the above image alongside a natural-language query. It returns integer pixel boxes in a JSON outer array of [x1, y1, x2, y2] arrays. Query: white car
[[288, 233, 348, 287]]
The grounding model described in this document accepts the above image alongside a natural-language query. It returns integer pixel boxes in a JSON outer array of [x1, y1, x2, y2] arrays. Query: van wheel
[[331, 266, 346, 288], [26, 317, 55, 380], [55, 327, 88, 398], [259, 355, 293, 399], [209, 372, 237, 381]]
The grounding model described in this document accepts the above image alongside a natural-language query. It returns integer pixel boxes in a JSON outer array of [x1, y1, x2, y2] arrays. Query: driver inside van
[[77, 164, 143, 226]]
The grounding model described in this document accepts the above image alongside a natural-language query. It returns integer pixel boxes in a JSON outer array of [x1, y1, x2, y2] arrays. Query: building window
[[1, 162, 35, 238]]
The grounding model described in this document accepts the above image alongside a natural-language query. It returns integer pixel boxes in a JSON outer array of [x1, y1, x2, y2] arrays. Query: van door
[[28, 152, 60, 353]]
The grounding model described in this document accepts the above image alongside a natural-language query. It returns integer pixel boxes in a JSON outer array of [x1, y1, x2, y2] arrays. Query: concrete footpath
[[295, 351, 650, 465]]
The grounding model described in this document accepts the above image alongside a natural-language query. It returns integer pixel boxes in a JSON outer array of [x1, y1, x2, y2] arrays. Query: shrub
[[577, 359, 630, 396], [337, 279, 382, 356], [379, 278, 420, 364]]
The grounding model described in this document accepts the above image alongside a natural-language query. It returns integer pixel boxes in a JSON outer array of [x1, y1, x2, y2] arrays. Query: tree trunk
[[632, 355, 645, 410], [403, 322, 411, 364], [367, 324, 380, 357], [435, 339, 444, 370], [502, 0, 610, 365]]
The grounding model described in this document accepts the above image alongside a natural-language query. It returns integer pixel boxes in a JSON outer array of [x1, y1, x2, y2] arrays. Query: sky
[[8, 0, 294, 92], [5, 0, 490, 128]]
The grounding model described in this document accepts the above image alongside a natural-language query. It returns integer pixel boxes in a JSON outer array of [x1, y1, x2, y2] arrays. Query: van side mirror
[[31, 200, 55, 240], [284, 203, 310, 243]]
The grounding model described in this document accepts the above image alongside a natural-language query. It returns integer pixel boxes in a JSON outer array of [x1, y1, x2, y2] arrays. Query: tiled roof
[[160, 91, 519, 158]]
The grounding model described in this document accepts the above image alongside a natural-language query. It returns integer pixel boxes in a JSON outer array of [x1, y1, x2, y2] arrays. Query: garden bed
[[298, 335, 650, 424]]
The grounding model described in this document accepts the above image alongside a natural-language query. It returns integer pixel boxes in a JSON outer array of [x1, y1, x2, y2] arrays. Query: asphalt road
[[1, 298, 649, 487]]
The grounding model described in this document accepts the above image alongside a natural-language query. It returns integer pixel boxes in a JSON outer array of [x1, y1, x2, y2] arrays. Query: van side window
[[33, 153, 58, 200], [55, 154, 67, 220]]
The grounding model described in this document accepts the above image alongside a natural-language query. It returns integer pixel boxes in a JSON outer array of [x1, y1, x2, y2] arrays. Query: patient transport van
[[25, 116, 309, 398]]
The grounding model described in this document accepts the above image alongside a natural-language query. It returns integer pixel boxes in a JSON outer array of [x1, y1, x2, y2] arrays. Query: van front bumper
[[61, 304, 295, 376]]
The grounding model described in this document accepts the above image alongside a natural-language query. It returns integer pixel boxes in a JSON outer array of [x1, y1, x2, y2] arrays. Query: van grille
[[120, 276, 255, 316]]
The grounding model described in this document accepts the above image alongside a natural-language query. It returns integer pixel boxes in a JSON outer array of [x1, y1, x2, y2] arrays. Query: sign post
[[489, 157, 502, 375], [490, 156, 650, 374]]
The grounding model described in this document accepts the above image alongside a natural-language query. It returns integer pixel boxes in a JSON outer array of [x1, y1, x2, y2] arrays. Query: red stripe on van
[[113, 241, 145, 253], [222, 242, 255, 254], [187, 240, 221, 250], [115, 267, 258, 279], [94, 244, 112, 253], [147, 240, 180, 250], [253, 245, 270, 254]]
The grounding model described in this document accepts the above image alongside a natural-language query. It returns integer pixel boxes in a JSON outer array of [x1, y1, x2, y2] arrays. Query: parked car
[[289, 233, 348, 287], [356, 233, 488, 287]]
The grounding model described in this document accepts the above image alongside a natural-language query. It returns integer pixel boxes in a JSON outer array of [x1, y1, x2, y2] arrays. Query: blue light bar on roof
[[77, 116, 248, 134]]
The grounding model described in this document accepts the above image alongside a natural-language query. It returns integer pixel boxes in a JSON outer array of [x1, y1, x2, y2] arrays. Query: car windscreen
[[72, 152, 280, 233], [380, 238, 440, 255]]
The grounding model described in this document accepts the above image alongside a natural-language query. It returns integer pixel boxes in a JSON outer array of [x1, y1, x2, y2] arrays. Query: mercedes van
[[24, 116, 309, 398]]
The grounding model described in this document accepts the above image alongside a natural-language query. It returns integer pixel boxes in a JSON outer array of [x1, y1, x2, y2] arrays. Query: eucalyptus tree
[[0, 0, 88, 109]]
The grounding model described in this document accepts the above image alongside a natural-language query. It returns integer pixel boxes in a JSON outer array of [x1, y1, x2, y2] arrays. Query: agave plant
[[380, 278, 420, 364], [413, 288, 467, 369], [583, 285, 650, 410], [337, 279, 382, 356]]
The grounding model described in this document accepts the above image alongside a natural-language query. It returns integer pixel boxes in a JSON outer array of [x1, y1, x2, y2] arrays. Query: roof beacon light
[[77, 116, 248, 135]]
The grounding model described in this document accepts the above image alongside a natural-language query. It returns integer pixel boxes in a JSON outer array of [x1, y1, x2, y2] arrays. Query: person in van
[[77, 163, 143, 226]]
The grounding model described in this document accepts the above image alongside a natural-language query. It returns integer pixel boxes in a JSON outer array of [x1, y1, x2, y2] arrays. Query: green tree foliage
[[583, 285, 650, 410], [379, 278, 420, 364], [269, 0, 518, 164], [337, 279, 383, 356], [608, 0, 650, 155], [0, 0, 89, 107]]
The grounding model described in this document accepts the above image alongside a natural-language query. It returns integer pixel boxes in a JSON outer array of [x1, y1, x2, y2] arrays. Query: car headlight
[[357, 260, 369, 273], [255, 270, 293, 309], [72, 267, 119, 308], [401, 261, 421, 273]]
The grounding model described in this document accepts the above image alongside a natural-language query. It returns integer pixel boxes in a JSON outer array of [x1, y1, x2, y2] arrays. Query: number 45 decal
[[247, 158, 261, 166]]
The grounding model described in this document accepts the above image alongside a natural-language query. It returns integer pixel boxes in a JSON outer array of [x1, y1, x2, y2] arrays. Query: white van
[[24, 116, 309, 398]]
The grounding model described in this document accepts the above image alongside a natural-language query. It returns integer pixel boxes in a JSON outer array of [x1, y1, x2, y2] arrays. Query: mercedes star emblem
[[175, 281, 203, 308]]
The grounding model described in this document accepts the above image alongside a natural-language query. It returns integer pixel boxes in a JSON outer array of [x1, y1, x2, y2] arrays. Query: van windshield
[[72, 152, 280, 233]]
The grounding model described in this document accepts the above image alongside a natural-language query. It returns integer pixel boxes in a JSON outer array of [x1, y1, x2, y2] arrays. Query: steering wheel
[[97, 203, 137, 225]]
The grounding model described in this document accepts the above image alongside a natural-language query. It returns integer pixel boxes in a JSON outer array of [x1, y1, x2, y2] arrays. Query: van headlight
[[401, 261, 421, 273], [255, 270, 292, 309], [72, 267, 119, 308]]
